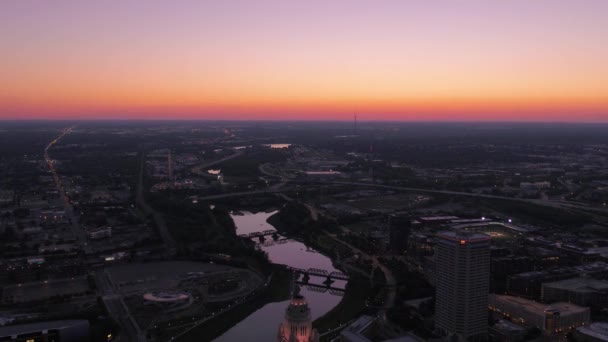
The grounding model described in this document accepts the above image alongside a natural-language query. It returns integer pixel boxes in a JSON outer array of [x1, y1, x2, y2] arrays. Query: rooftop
[[437, 230, 491, 244], [340, 315, 376, 342], [490, 294, 589, 316], [492, 319, 528, 334], [0, 320, 89, 337], [543, 277, 608, 293], [577, 322, 608, 341]]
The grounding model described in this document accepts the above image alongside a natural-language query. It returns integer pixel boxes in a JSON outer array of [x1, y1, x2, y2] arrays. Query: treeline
[[146, 194, 266, 262], [267, 202, 338, 241]]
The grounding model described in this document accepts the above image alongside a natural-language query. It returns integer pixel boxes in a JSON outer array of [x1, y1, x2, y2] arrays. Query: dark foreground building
[[0, 320, 89, 342], [435, 231, 491, 341]]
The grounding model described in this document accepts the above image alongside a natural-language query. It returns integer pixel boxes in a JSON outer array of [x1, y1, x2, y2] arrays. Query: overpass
[[192, 179, 608, 215]]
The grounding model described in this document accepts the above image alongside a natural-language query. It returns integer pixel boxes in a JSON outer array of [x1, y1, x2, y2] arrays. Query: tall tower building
[[277, 290, 319, 342], [435, 231, 491, 341]]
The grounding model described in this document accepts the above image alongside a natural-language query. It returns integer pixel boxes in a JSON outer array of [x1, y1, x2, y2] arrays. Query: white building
[[435, 231, 491, 341]]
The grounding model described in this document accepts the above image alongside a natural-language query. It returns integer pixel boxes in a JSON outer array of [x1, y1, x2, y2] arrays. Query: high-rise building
[[435, 231, 491, 341], [277, 290, 319, 342], [388, 213, 411, 254]]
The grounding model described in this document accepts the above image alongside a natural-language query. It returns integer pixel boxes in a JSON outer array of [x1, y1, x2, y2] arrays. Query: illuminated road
[[44, 126, 92, 254]]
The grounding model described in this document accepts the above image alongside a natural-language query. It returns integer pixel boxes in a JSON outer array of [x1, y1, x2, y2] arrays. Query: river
[[215, 210, 346, 341]]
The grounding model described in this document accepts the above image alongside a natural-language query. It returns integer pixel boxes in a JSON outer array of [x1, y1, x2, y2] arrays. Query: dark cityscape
[[1, 122, 608, 341]]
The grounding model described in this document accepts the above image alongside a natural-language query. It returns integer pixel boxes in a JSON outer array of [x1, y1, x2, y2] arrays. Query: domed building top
[[285, 295, 311, 323], [278, 291, 319, 342]]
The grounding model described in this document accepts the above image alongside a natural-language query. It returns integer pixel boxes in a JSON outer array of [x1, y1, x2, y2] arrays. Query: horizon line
[[2, 118, 608, 124]]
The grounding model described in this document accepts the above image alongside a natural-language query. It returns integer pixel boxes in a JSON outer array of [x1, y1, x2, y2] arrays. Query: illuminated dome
[[277, 292, 319, 342]]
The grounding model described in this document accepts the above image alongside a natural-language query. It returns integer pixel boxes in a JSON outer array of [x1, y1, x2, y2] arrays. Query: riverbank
[[313, 278, 374, 335], [176, 264, 292, 341], [267, 208, 375, 337]]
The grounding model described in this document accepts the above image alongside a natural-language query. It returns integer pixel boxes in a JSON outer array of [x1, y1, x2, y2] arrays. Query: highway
[[327, 181, 608, 215], [187, 179, 608, 217], [44, 126, 93, 254]]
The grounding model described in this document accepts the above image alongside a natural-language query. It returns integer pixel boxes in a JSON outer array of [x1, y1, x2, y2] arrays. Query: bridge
[[287, 267, 349, 281], [259, 238, 291, 247], [295, 281, 345, 296], [238, 229, 278, 239]]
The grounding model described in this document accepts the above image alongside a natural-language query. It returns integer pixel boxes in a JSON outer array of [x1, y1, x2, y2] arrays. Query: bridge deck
[[286, 266, 349, 280]]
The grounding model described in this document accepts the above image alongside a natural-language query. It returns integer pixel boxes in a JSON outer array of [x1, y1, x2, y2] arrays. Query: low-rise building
[[87, 226, 112, 240], [520, 181, 551, 189], [542, 277, 608, 311], [340, 315, 376, 342], [0, 189, 14, 207], [507, 262, 608, 300], [575, 322, 608, 341], [39, 210, 66, 223], [0, 319, 90, 342], [489, 319, 528, 342], [489, 294, 590, 335]]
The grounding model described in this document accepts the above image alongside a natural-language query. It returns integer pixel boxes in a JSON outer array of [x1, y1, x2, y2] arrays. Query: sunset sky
[[1, 0, 607, 121]]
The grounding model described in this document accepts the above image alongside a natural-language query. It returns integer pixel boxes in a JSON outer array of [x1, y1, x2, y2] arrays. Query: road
[[322, 231, 397, 308], [258, 162, 285, 180], [320, 229, 402, 338], [44, 126, 93, 254], [194, 186, 303, 201], [303, 203, 319, 221], [190, 149, 243, 176], [189, 179, 608, 218], [136, 153, 177, 255], [95, 270, 146, 342], [328, 181, 608, 215]]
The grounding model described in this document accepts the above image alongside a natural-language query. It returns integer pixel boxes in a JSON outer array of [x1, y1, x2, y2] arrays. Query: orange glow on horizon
[[1, 1, 607, 121]]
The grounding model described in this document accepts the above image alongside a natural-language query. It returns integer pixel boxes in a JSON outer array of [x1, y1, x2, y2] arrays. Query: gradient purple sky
[[1, 0, 608, 121]]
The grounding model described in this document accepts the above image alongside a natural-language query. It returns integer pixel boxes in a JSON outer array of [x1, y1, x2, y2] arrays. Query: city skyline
[[2, 0, 608, 122]]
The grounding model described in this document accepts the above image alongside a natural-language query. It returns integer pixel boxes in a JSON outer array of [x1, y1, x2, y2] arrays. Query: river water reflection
[[215, 210, 345, 341]]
